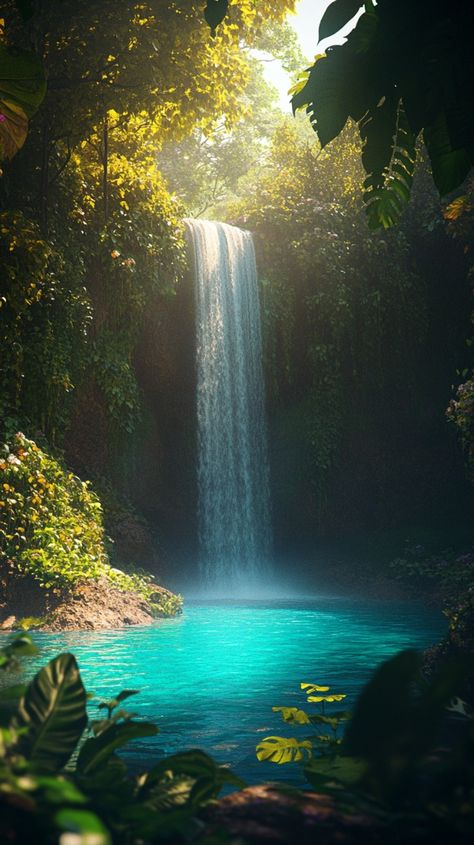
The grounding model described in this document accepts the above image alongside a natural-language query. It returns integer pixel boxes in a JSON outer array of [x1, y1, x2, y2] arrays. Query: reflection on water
[[24, 598, 444, 785]]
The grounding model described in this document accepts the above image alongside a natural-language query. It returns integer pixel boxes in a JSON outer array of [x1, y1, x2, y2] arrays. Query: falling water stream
[[185, 219, 271, 594]]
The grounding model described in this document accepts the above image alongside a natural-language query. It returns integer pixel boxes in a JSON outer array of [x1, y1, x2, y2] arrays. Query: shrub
[[0, 432, 173, 604]]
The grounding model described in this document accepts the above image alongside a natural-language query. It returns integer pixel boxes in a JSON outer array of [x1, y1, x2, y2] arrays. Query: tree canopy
[[207, 0, 474, 229]]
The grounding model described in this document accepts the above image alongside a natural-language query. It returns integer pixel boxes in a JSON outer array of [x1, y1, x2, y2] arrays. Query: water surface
[[28, 598, 444, 786]]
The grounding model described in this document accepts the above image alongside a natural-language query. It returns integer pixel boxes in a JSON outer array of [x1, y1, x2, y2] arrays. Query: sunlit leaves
[[272, 706, 310, 724], [300, 683, 330, 694], [256, 736, 312, 764], [301, 682, 346, 703]]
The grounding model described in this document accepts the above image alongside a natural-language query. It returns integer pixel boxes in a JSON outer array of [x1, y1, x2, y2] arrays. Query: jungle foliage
[[257, 650, 474, 841], [0, 2, 297, 577], [207, 0, 474, 229], [0, 635, 242, 844], [1, 636, 472, 844], [229, 118, 472, 535], [0, 432, 175, 607], [0, 0, 296, 449], [290, 0, 474, 228]]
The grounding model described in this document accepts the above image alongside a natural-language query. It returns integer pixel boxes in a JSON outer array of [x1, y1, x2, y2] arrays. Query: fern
[[361, 98, 417, 229]]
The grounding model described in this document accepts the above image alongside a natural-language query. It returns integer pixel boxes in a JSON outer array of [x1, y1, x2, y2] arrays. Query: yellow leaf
[[0, 99, 28, 160], [301, 683, 330, 693]]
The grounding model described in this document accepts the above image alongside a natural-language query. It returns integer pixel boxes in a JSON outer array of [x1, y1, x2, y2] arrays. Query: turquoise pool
[[26, 598, 444, 786]]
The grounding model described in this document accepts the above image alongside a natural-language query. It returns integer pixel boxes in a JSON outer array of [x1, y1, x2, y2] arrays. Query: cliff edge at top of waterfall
[[0, 571, 182, 632]]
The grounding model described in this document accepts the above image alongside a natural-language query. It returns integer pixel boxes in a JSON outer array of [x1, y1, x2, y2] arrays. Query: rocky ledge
[[199, 783, 467, 845], [0, 573, 181, 632], [199, 785, 383, 845]]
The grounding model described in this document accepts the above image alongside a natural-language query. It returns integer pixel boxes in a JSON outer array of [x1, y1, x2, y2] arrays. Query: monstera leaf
[[0, 43, 46, 160], [256, 736, 312, 764], [16, 653, 88, 772], [272, 706, 311, 725]]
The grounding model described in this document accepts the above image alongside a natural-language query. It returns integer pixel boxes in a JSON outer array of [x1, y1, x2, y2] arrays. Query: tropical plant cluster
[[1, 636, 473, 843], [229, 118, 471, 535], [256, 651, 474, 842], [0, 0, 296, 592], [0, 635, 241, 844], [0, 432, 170, 605]]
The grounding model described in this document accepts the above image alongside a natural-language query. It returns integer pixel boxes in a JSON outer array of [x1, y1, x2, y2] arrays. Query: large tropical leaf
[[140, 749, 245, 807], [0, 43, 46, 160], [204, 0, 229, 37], [0, 98, 28, 159], [55, 808, 111, 845], [343, 649, 421, 759], [318, 0, 364, 42], [304, 755, 367, 791], [77, 720, 158, 776], [256, 736, 312, 764], [424, 110, 473, 197], [291, 50, 350, 146], [16, 653, 87, 772], [0, 44, 46, 117], [291, 32, 380, 149]]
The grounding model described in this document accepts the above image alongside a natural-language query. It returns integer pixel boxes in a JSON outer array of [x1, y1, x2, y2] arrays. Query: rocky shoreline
[[0, 571, 182, 632]]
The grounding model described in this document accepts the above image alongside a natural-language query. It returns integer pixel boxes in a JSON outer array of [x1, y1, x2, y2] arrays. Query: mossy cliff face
[[64, 263, 197, 580]]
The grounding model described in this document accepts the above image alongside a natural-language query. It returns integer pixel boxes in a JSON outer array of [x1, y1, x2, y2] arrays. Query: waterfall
[[185, 219, 271, 594]]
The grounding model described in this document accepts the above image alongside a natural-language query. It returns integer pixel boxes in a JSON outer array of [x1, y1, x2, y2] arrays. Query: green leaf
[[304, 755, 367, 790], [4, 634, 39, 658], [77, 721, 158, 775], [272, 706, 310, 725], [256, 736, 312, 765], [344, 650, 421, 759], [361, 98, 417, 228], [115, 689, 140, 703], [142, 749, 245, 806], [55, 808, 111, 845], [16, 653, 87, 772], [204, 0, 229, 37], [0, 44, 46, 159], [0, 44, 46, 117], [318, 1, 363, 42], [424, 111, 473, 197], [291, 43, 378, 148]]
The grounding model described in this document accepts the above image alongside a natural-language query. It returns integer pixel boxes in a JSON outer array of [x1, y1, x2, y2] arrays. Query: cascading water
[[185, 219, 271, 594]]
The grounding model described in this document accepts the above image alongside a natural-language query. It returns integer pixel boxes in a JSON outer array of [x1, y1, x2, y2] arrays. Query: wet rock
[[0, 615, 16, 630]]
